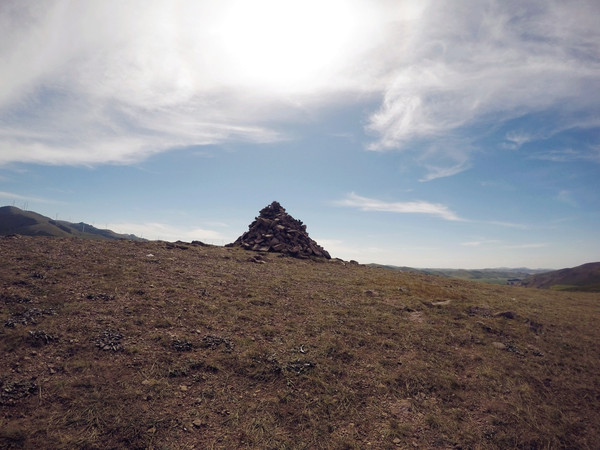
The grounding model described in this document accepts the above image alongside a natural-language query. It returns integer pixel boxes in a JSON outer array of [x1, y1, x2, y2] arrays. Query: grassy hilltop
[[1, 236, 599, 449]]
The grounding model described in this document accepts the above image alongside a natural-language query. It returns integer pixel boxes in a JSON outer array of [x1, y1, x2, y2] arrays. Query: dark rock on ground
[[172, 339, 193, 352], [95, 330, 123, 352], [0, 379, 37, 406], [27, 330, 57, 346], [200, 335, 234, 352]]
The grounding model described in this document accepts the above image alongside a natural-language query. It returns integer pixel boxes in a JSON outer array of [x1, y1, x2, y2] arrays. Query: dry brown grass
[[1, 236, 599, 449]]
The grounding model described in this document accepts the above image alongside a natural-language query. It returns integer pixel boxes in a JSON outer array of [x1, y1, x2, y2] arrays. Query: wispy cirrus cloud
[[482, 220, 531, 230], [419, 160, 471, 182], [366, 0, 600, 177], [556, 190, 578, 207], [503, 119, 600, 153], [504, 243, 549, 250], [0, 191, 61, 204], [337, 193, 537, 228], [529, 146, 600, 164], [336, 192, 463, 221], [460, 239, 501, 247], [461, 239, 548, 250]]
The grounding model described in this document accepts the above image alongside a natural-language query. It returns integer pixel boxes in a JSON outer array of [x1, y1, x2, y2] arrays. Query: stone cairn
[[227, 201, 331, 259]]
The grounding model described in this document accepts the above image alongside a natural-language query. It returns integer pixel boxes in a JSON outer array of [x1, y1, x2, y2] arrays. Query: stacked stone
[[228, 201, 331, 259]]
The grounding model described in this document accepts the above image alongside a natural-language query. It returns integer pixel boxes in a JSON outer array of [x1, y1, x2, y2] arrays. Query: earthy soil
[[1, 236, 599, 449]]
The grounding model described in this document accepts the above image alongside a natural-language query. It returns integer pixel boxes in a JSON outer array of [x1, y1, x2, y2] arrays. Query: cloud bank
[[105, 222, 228, 244], [1, 0, 379, 166], [0, 0, 598, 175]]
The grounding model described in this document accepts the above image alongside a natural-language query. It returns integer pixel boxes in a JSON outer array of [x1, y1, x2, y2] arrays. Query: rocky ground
[[1, 235, 599, 449]]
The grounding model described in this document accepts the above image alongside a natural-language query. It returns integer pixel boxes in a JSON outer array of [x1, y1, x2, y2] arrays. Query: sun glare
[[212, 0, 363, 92]]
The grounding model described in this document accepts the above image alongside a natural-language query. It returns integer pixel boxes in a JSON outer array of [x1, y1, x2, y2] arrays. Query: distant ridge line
[[0, 205, 144, 241]]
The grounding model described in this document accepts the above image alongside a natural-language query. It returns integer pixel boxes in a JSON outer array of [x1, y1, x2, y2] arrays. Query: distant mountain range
[[368, 264, 550, 285], [3, 205, 597, 291], [0, 206, 143, 241], [368, 263, 600, 291], [518, 262, 600, 292]]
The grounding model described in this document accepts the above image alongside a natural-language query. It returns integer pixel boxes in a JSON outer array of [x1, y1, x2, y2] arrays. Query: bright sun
[[212, 0, 364, 92]]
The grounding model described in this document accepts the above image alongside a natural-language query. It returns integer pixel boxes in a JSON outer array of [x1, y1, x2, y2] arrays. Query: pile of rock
[[228, 201, 331, 259]]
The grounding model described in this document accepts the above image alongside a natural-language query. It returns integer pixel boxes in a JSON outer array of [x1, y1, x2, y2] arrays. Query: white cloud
[[336, 192, 462, 221], [503, 131, 536, 150], [366, 0, 600, 172], [0, 115, 281, 167], [1, 0, 598, 173], [105, 222, 229, 244], [0, 0, 391, 167]]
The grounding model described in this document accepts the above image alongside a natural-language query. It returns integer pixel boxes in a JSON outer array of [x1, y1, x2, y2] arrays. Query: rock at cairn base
[[227, 201, 331, 259]]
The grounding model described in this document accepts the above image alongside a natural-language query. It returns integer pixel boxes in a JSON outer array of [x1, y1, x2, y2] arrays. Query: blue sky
[[1, 0, 599, 269]]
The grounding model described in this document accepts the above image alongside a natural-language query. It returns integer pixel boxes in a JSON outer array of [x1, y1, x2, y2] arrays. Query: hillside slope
[[0, 206, 142, 240], [520, 262, 600, 291], [1, 236, 599, 449], [369, 264, 549, 285]]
